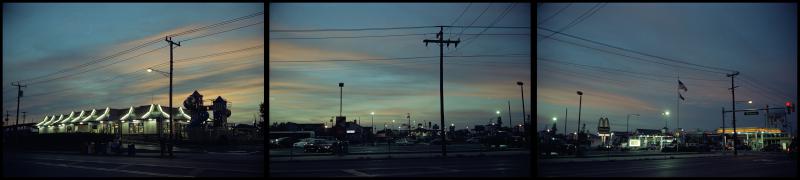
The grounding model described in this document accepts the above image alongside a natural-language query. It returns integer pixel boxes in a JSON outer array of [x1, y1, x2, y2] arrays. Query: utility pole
[[727, 71, 739, 156], [12, 81, 26, 134], [423, 26, 459, 157], [722, 107, 725, 155], [22, 112, 26, 125], [564, 108, 568, 135], [165, 36, 180, 158]]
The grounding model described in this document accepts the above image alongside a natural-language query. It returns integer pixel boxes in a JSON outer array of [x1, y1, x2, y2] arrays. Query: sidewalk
[[270, 150, 530, 162]]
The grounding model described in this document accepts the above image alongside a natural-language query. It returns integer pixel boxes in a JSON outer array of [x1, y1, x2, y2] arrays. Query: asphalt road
[[271, 143, 482, 155], [538, 152, 797, 177], [270, 154, 531, 177], [3, 151, 264, 177]]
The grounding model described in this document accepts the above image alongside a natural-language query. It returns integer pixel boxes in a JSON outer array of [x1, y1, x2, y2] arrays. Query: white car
[[293, 138, 318, 148]]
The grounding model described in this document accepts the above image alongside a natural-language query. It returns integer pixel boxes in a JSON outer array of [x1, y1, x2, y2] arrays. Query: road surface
[[3, 151, 264, 177], [539, 152, 797, 177], [270, 154, 530, 177]]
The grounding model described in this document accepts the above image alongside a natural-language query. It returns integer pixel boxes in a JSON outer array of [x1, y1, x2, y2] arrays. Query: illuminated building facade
[[35, 104, 192, 136]]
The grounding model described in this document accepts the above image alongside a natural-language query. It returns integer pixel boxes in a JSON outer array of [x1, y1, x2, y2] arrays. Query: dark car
[[304, 140, 335, 153], [762, 144, 782, 152], [509, 136, 525, 148], [560, 144, 576, 155], [661, 145, 677, 152], [271, 137, 296, 148]]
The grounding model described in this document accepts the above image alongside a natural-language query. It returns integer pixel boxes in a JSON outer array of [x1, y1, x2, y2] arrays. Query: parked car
[[466, 137, 482, 144], [762, 144, 782, 152], [509, 136, 525, 148], [560, 144, 576, 155], [293, 138, 319, 148], [304, 139, 335, 153], [661, 144, 677, 152], [396, 138, 414, 146], [271, 137, 296, 148]]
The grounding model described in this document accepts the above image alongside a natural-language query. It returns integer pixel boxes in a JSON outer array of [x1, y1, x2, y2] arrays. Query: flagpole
[[677, 72, 680, 152]]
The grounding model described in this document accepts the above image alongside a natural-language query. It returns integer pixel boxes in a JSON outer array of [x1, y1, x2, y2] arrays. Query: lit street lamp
[[576, 90, 583, 156], [516, 81, 526, 126], [146, 67, 173, 157]]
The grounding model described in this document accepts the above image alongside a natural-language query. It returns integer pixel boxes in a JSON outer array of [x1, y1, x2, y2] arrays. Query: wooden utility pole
[[423, 26, 459, 157], [12, 81, 26, 134], [727, 71, 739, 156], [165, 36, 180, 157]]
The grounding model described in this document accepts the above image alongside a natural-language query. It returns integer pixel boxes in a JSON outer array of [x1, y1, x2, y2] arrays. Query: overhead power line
[[270, 26, 436, 32], [537, 57, 728, 82], [536, 27, 737, 74], [270, 33, 529, 40], [537, 3, 572, 25], [16, 11, 264, 85], [270, 53, 529, 63], [450, 3, 517, 54], [18, 45, 264, 100], [455, 3, 493, 39], [447, 3, 473, 37], [538, 3, 604, 43]]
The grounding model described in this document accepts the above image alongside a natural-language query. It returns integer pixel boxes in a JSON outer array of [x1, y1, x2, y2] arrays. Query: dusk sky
[[3, 3, 264, 125], [269, 3, 532, 129], [537, 3, 797, 134]]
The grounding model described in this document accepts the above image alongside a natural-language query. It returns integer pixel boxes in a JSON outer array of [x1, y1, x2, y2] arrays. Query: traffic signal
[[787, 101, 793, 114]]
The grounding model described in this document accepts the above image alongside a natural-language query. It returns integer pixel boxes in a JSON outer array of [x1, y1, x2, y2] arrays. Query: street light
[[147, 68, 170, 77], [371, 112, 375, 134], [339, 82, 344, 117], [517, 81, 526, 125], [576, 90, 583, 156], [146, 67, 173, 157]]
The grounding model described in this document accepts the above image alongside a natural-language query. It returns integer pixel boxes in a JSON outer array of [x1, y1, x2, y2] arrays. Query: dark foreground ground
[[3, 150, 264, 177], [539, 152, 797, 177], [270, 153, 530, 177]]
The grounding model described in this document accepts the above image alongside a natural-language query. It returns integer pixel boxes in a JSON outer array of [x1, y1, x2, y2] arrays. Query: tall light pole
[[576, 90, 583, 156], [147, 67, 172, 157], [627, 114, 639, 134], [577, 91, 583, 133], [517, 81, 525, 130], [663, 111, 670, 129], [496, 110, 501, 123], [339, 82, 344, 117], [371, 112, 375, 134]]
